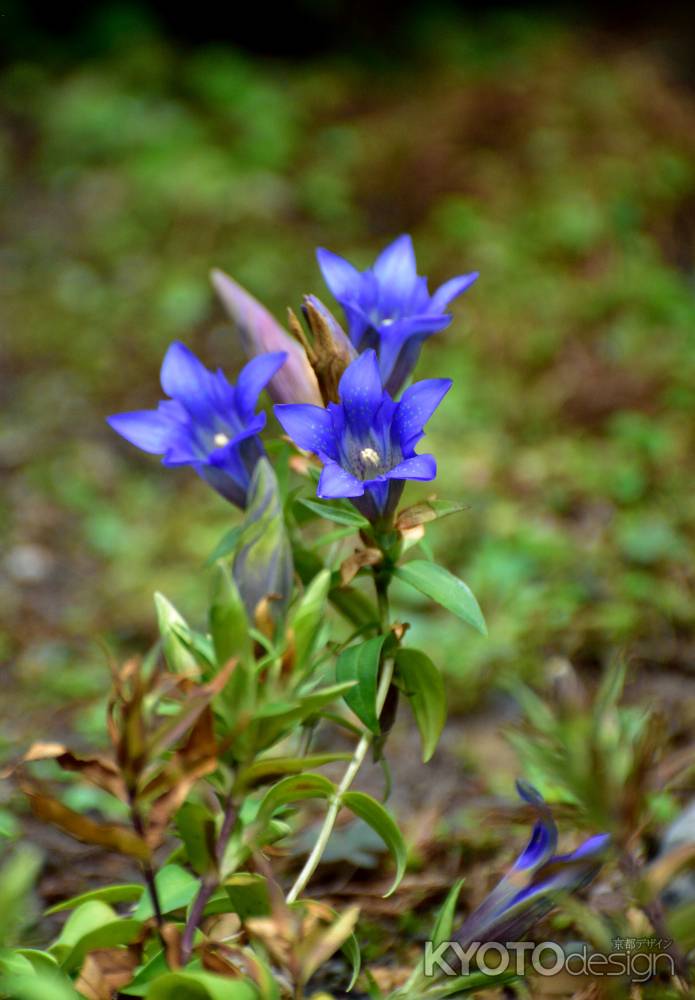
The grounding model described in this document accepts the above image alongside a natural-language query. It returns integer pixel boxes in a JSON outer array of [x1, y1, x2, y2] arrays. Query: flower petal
[[429, 271, 479, 313], [160, 341, 216, 417], [316, 247, 363, 303], [274, 403, 338, 460], [235, 352, 288, 418], [372, 234, 417, 295], [338, 350, 385, 434], [318, 461, 365, 499], [377, 314, 449, 392], [394, 378, 452, 449], [107, 409, 175, 454], [386, 454, 437, 481]]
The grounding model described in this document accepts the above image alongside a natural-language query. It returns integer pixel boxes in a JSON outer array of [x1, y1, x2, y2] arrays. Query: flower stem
[[286, 657, 395, 904]]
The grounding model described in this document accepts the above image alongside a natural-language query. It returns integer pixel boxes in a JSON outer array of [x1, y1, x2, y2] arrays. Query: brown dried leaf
[[22, 742, 127, 801], [297, 905, 360, 984], [22, 783, 149, 860], [161, 922, 183, 970], [75, 948, 139, 1000], [339, 547, 382, 586]]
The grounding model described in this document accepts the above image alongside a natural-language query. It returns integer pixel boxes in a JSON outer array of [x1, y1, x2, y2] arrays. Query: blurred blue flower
[[456, 783, 610, 948], [107, 341, 286, 509], [275, 349, 451, 522], [316, 234, 478, 395]]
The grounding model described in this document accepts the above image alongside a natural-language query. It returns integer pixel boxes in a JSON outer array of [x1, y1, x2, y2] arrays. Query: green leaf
[[289, 568, 331, 670], [299, 498, 368, 528], [0, 968, 80, 1000], [342, 933, 362, 991], [209, 564, 251, 666], [132, 864, 198, 920], [431, 877, 465, 946], [45, 883, 143, 915], [147, 971, 258, 1000], [257, 773, 335, 826], [336, 635, 387, 734], [394, 560, 487, 635], [251, 682, 356, 750], [205, 525, 242, 566], [239, 752, 352, 789], [50, 901, 117, 958], [224, 873, 271, 919], [154, 592, 200, 674], [175, 801, 217, 876], [395, 648, 447, 762], [341, 791, 406, 897], [60, 918, 143, 973]]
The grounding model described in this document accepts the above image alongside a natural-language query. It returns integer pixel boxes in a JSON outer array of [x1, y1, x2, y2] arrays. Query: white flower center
[[381, 317, 394, 327], [213, 432, 230, 447], [359, 447, 381, 467]]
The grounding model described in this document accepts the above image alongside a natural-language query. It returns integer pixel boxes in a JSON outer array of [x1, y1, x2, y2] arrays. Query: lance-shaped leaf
[[22, 783, 148, 860], [288, 568, 331, 672], [395, 560, 487, 635], [211, 268, 321, 406], [336, 635, 387, 734], [209, 564, 252, 667], [233, 458, 293, 623], [21, 742, 127, 801], [256, 773, 335, 827], [394, 648, 447, 762], [341, 791, 407, 897]]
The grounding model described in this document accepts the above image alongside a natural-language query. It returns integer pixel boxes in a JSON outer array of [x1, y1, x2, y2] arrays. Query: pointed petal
[[386, 453, 437, 481], [429, 271, 479, 313], [160, 341, 216, 418], [274, 404, 338, 460], [235, 352, 288, 418], [318, 461, 365, 499], [372, 234, 417, 294], [338, 350, 385, 434], [377, 314, 449, 391], [107, 409, 174, 454], [316, 247, 363, 302], [394, 378, 452, 448]]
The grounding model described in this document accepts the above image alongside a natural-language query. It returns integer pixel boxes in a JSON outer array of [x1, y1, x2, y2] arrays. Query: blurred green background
[[2, 3, 695, 753]]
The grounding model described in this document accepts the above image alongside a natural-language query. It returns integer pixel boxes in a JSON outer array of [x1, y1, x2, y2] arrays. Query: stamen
[[213, 432, 230, 447], [360, 447, 381, 467]]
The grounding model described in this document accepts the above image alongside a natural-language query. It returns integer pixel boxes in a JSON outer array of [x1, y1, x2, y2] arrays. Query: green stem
[[286, 657, 395, 903]]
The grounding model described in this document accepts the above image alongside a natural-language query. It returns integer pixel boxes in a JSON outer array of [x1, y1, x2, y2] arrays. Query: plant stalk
[[286, 657, 394, 903]]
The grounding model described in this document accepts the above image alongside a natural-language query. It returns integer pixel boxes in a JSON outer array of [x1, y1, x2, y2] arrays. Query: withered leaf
[[22, 742, 127, 801], [23, 783, 149, 860], [75, 947, 139, 1000], [340, 547, 382, 587]]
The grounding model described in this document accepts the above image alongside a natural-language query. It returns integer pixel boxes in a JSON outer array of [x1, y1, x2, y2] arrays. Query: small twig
[[129, 798, 165, 943]]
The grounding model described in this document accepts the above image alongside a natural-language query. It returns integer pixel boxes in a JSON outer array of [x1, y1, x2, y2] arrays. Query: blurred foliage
[[2, 12, 695, 735]]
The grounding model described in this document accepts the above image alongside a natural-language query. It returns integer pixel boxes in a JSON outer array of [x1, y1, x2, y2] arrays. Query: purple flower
[[107, 341, 286, 509], [316, 234, 478, 395], [455, 783, 610, 949], [274, 349, 451, 523]]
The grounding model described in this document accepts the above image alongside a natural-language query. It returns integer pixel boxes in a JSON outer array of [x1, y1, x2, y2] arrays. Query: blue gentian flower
[[455, 783, 610, 948], [316, 234, 478, 395], [107, 341, 286, 509], [274, 349, 451, 523]]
